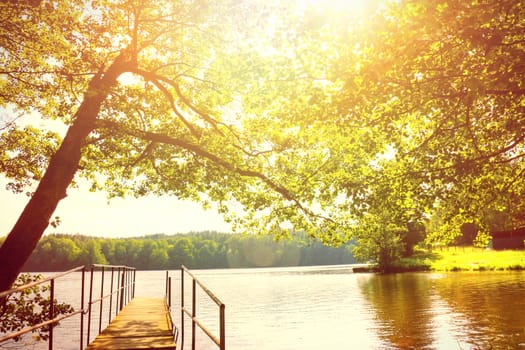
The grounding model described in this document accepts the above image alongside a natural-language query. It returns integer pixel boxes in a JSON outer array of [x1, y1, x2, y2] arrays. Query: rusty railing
[[0, 264, 136, 350], [180, 265, 225, 350]]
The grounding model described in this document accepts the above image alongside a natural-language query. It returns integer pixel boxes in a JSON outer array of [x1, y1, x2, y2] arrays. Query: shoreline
[[353, 247, 525, 273]]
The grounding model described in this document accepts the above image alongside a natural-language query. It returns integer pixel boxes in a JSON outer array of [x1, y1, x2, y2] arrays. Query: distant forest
[[0, 232, 355, 271]]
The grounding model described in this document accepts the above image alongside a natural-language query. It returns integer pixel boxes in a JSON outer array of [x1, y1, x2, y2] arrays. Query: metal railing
[[86, 264, 136, 345], [165, 270, 179, 344], [180, 265, 225, 350], [0, 264, 135, 350], [0, 266, 86, 350]]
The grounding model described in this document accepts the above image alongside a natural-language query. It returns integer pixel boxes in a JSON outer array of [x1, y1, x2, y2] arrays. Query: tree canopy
[[0, 0, 336, 289], [282, 0, 525, 266], [1, 0, 524, 284], [357, 0, 525, 250]]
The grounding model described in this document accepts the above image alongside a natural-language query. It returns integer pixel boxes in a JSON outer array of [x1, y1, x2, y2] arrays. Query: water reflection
[[433, 273, 525, 349], [359, 272, 525, 349], [359, 273, 436, 349]]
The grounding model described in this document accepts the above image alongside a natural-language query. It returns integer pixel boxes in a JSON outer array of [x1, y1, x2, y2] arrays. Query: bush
[[0, 274, 74, 343]]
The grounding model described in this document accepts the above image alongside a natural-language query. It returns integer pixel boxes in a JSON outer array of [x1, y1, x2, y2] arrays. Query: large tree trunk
[[0, 53, 131, 292]]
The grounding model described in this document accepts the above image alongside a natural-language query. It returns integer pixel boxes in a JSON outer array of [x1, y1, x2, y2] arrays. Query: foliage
[[472, 231, 492, 249], [0, 126, 60, 194], [1, 0, 524, 282], [0, 0, 349, 239], [19, 232, 355, 271], [352, 211, 405, 273], [320, 0, 525, 265], [0, 273, 74, 344], [0, 0, 358, 289]]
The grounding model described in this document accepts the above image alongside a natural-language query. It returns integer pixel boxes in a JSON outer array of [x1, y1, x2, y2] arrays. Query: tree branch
[[131, 69, 201, 139], [131, 68, 223, 134], [94, 119, 336, 225]]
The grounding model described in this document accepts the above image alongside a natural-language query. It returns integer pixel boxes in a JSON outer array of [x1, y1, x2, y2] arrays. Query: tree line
[[0, 232, 355, 272]]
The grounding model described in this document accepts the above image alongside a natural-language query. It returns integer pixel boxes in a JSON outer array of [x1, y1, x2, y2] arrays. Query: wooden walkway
[[86, 297, 177, 350]]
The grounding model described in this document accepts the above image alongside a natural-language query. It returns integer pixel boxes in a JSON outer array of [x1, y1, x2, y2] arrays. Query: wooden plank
[[86, 297, 177, 350]]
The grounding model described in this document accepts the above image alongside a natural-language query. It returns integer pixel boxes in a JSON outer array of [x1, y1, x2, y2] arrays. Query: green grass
[[395, 247, 525, 272]]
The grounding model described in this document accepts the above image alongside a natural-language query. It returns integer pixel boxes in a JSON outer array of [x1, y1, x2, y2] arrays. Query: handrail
[[0, 266, 84, 298], [180, 265, 225, 350], [0, 265, 85, 349], [0, 264, 136, 350], [164, 271, 179, 344], [86, 264, 136, 344]]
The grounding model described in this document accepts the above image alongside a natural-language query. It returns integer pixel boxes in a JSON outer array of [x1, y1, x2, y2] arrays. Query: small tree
[[353, 212, 405, 273]]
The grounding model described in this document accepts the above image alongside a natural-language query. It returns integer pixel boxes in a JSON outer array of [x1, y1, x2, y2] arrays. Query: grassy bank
[[393, 247, 525, 272]]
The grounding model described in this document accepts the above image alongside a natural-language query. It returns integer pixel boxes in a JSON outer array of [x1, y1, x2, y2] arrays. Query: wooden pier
[[0, 266, 224, 350], [86, 297, 177, 350]]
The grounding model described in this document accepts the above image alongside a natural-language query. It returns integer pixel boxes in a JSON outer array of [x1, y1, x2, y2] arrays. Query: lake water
[[7, 265, 525, 349]]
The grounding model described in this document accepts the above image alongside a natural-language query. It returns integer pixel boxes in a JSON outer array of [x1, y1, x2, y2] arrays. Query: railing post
[[115, 268, 120, 318], [168, 277, 172, 310], [98, 266, 105, 334], [129, 269, 132, 303], [220, 303, 225, 350], [109, 267, 114, 323], [132, 269, 136, 299], [119, 271, 125, 311], [48, 279, 54, 350], [80, 267, 85, 350], [123, 269, 127, 305], [87, 265, 94, 344], [125, 269, 129, 304], [165, 271, 168, 299], [181, 267, 185, 349], [192, 278, 196, 350]]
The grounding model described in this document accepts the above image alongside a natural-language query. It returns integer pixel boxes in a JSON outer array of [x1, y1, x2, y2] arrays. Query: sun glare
[[299, 0, 373, 14]]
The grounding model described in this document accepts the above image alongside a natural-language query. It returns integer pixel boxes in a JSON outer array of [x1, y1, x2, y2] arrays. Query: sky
[[0, 108, 232, 239], [0, 178, 231, 238]]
